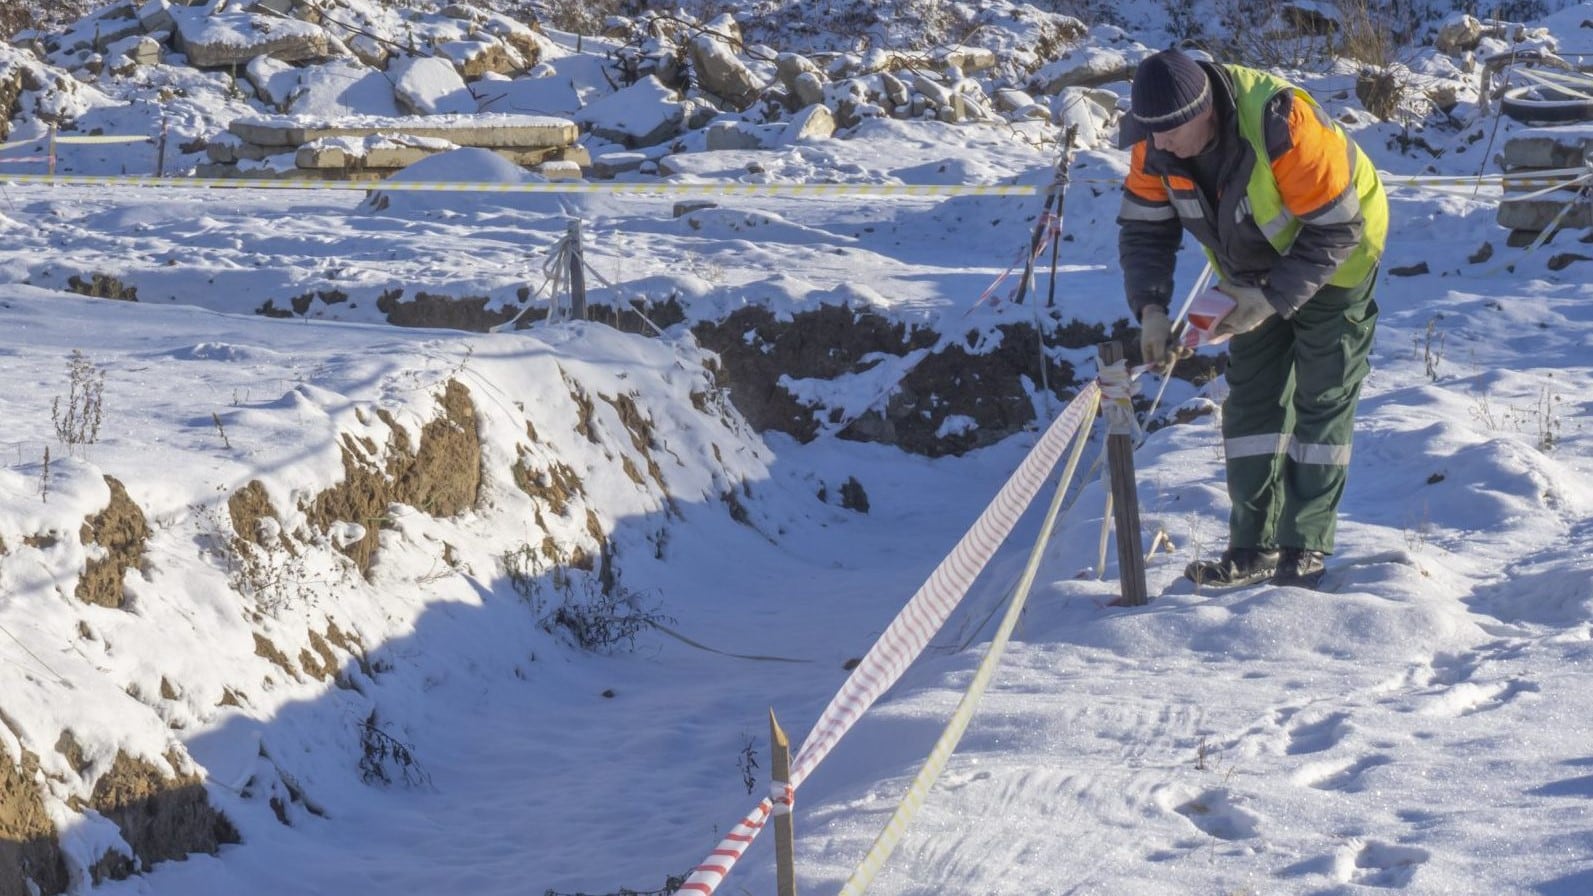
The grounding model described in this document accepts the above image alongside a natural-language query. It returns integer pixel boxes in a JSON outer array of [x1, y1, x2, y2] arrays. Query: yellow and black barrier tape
[[0, 167, 1583, 196], [0, 173, 1040, 195]]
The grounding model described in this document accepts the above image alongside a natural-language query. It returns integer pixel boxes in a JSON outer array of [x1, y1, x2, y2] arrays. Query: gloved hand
[[1212, 283, 1276, 338], [1138, 304, 1172, 366]]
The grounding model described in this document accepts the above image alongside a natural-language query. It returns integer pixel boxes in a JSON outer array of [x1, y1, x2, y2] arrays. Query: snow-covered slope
[[1, 1, 1592, 894]]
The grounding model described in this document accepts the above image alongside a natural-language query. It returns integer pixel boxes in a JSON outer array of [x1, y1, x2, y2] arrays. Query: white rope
[[1096, 359, 1139, 438], [1512, 65, 1593, 100]]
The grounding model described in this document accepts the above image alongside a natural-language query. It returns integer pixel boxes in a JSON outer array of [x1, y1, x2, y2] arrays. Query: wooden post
[[769, 708, 797, 896], [566, 219, 587, 321], [1098, 341, 1148, 606], [155, 115, 168, 177]]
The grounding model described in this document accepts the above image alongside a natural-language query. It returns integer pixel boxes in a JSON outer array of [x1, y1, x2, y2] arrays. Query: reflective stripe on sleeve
[[1119, 194, 1176, 221]]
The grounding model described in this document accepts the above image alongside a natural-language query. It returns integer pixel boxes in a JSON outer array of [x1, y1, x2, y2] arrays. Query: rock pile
[[579, 9, 1132, 174]]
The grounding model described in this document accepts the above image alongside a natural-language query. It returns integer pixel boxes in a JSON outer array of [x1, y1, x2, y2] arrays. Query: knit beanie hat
[[1129, 49, 1212, 134]]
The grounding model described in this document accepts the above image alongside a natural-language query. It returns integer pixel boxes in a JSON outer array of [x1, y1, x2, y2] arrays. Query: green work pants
[[1220, 270, 1379, 554]]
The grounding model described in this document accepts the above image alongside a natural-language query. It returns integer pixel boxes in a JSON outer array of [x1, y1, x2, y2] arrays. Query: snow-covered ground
[[2, 1, 1592, 895]]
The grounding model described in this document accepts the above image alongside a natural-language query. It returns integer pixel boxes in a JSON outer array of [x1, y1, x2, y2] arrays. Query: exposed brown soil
[[85, 749, 238, 882], [0, 749, 68, 896], [304, 378, 481, 574], [76, 476, 150, 609]]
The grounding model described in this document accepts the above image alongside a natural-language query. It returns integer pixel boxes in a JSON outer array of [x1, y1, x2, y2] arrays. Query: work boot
[[1272, 548, 1326, 588], [1185, 547, 1279, 588]]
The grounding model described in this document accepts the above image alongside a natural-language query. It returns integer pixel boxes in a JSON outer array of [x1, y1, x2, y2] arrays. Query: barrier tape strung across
[[0, 167, 1583, 196], [0, 135, 150, 149], [839, 387, 1101, 895], [679, 381, 1104, 896], [0, 173, 1037, 196]]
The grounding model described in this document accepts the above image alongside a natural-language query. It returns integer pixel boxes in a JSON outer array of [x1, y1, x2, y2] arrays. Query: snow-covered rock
[[171, 10, 332, 69], [573, 74, 684, 148], [391, 56, 477, 116]]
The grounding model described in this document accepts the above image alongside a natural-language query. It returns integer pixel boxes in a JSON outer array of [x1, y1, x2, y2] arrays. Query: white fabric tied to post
[[769, 781, 794, 816], [1097, 359, 1140, 437]]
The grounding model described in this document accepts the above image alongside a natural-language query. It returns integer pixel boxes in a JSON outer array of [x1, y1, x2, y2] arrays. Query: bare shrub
[[1336, 0, 1403, 68], [523, 0, 639, 34], [737, 734, 759, 794], [1208, 0, 1337, 69], [502, 541, 548, 614], [547, 576, 671, 652], [52, 350, 104, 456], [358, 711, 431, 789]]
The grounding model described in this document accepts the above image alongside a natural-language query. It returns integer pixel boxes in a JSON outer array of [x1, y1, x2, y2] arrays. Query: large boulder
[[574, 75, 685, 147], [1030, 45, 1136, 94], [687, 31, 762, 110], [391, 56, 478, 116], [1435, 13, 1485, 55]]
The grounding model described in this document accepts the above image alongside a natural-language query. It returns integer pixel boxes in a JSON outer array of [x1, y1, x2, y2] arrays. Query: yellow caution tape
[[0, 155, 1584, 197], [0, 173, 1040, 195]]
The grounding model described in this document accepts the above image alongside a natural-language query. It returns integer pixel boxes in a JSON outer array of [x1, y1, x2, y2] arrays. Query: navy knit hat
[[1127, 49, 1211, 137]]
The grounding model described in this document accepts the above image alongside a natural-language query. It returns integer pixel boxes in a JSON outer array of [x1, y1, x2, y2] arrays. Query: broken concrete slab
[[1498, 195, 1591, 231], [1500, 125, 1593, 170], [172, 9, 331, 69], [227, 113, 577, 149]]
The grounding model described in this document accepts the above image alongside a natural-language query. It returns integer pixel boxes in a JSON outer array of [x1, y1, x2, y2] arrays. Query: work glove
[[1138, 304, 1172, 366], [1211, 283, 1276, 338]]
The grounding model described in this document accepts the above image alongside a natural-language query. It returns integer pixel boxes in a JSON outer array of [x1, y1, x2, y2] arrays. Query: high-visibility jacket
[[1119, 62, 1387, 319]]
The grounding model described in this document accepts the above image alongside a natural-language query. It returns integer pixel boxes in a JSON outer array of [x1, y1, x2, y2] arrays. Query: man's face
[[1149, 105, 1215, 158]]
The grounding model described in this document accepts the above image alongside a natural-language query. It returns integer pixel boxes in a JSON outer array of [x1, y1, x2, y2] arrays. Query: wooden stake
[[155, 115, 168, 177], [1098, 341, 1148, 606], [566, 219, 587, 321], [769, 708, 797, 896]]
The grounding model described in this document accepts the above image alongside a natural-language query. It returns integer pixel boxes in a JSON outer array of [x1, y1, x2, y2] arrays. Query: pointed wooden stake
[[1099, 341, 1148, 606], [769, 708, 797, 896], [566, 219, 587, 321]]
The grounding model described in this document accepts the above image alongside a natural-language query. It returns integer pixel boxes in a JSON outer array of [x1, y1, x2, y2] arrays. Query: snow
[[389, 56, 476, 116], [2, 1, 1593, 895]]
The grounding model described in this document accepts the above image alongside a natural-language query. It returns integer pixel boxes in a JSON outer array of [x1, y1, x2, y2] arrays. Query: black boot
[[1185, 547, 1279, 588], [1272, 548, 1326, 588]]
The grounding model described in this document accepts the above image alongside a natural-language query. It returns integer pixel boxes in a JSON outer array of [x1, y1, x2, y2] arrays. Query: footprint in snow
[[1415, 676, 1539, 718], [1284, 711, 1352, 755], [1344, 840, 1431, 888], [1173, 789, 1261, 841], [1294, 754, 1394, 792]]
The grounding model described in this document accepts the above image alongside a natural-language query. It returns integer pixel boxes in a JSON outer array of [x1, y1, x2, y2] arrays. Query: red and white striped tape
[[965, 211, 1060, 314], [679, 381, 1103, 895]]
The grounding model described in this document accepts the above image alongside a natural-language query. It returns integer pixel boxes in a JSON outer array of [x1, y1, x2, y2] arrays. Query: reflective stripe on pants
[[1221, 269, 1378, 553]]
